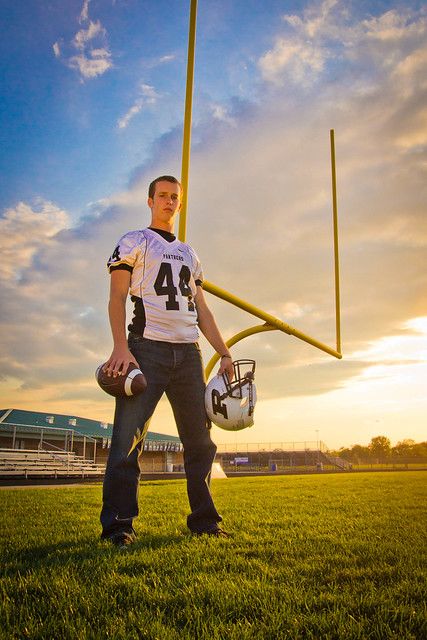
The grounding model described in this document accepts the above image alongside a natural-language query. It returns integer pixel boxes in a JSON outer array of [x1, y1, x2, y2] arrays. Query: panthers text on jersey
[[107, 228, 203, 343]]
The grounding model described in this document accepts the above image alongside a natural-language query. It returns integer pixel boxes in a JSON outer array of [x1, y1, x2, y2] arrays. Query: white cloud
[[259, 40, 326, 85], [140, 54, 177, 70], [79, 0, 90, 24], [139, 84, 159, 103], [73, 20, 105, 50], [0, 200, 69, 281], [284, 0, 339, 38], [362, 9, 425, 42], [68, 49, 113, 80], [259, 0, 341, 85], [258, 0, 427, 88], [210, 104, 237, 126], [0, 198, 120, 395], [53, 1, 112, 80], [117, 84, 160, 129], [158, 55, 175, 64], [118, 102, 144, 130]]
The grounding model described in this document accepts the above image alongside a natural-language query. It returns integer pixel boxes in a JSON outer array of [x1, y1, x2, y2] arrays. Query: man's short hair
[[148, 175, 182, 199]]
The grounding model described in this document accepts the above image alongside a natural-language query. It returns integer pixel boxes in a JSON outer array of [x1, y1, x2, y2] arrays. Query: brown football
[[95, 362, 147, 398]]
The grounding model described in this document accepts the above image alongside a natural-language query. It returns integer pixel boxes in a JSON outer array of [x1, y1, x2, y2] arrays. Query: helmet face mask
[[205, 359, 257, 431]]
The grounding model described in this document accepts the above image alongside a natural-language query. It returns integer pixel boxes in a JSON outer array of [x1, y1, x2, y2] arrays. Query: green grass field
[[1, 472, 426, 639]]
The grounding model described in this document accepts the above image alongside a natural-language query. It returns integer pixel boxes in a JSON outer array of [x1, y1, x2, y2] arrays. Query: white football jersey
[[107, 228, 203, 343]]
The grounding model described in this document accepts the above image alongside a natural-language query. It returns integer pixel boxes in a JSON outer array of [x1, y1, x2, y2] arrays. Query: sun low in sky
[[0, 0, 426, 449]]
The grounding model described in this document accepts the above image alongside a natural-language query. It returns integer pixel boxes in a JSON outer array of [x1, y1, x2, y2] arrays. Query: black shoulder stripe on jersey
[[109, 264, 133, 273]]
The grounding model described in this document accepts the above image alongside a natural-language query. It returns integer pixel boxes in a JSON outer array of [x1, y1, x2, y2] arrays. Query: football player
[[100, 175, 233, 546]]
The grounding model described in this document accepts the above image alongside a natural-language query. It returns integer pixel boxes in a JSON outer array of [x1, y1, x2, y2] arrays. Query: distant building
[[0, 408, 184, 472]]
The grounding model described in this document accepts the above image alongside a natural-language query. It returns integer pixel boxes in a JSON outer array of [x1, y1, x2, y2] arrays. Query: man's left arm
[[194, 286, 234, 380]]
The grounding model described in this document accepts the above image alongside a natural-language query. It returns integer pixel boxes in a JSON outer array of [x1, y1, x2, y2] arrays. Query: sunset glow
[[1, 0, 426, 449]]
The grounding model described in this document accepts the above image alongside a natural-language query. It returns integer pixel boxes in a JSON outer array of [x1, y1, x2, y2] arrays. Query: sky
[[0, 0, 426, 450]]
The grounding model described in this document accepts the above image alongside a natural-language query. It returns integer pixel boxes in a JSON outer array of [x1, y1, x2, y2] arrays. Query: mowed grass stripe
[[1, 472, 426, 639]]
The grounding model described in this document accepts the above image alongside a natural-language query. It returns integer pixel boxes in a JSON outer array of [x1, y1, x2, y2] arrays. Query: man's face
[[148, 180, 182, 225]]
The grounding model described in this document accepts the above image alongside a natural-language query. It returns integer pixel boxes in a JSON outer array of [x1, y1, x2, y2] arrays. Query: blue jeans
[[100, 335, 222, 536]]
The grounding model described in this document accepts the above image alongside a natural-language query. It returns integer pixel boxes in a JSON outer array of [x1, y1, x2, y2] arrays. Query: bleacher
[[0, 448, 105, 479], [322, 452, 352, 470]]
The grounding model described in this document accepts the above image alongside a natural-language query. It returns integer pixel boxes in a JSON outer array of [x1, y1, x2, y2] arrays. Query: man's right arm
[[104, 269, 138, 377]]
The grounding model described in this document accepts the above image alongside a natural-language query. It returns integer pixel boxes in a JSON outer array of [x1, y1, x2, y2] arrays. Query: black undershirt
[[149, 227, 176, 242]]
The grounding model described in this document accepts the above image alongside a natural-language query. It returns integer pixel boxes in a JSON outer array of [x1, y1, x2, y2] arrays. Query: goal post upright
[[178, 0, 198, 243], [330, 129, 341, 355]]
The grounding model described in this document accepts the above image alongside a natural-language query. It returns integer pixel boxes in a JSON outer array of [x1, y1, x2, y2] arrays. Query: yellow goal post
[[178, 0, 342, 379]]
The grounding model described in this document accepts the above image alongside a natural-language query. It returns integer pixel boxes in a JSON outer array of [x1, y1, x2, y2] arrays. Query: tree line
[[330, 436, 427, 464]]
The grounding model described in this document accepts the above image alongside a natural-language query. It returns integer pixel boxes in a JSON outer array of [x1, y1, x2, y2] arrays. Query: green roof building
[[0, 408, 184, 468]]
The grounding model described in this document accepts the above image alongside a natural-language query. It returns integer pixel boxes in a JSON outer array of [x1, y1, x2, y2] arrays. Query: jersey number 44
[[153, 262, 195, 312]]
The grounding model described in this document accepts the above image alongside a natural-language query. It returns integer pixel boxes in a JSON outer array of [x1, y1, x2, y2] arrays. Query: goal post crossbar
[[203, 282, 342, 379]]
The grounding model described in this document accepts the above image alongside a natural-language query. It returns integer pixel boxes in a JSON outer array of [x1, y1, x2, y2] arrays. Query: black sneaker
[[106, 531, 136, 548]]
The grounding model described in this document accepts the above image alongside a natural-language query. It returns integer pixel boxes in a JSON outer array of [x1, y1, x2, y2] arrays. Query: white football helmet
[[205, 359, 256, 431]]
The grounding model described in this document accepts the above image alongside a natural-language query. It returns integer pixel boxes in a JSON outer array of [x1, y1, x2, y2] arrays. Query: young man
[[101, 175, 233, 546]]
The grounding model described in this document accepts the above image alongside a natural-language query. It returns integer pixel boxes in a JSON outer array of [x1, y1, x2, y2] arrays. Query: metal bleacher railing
[[216, 441, 328, 454], [1, 422, 98, 462], [0, 448, 105, 479], [0, 422, 104, 478]]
